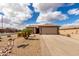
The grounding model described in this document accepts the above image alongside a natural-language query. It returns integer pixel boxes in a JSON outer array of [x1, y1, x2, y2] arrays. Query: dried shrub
[[7, 35, 11, 37], [8, 38, 13, 41], [0, 40, 2, 42], [17, 32, 22, 37], [0, 36, 2, 39], [67, 34, 71, 37]]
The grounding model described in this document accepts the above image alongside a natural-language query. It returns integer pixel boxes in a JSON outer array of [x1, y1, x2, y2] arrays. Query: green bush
[[17, 29, 32, 39]]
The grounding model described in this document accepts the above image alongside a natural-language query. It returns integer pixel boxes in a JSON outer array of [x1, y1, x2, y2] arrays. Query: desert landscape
[[0, 3, 79, 56], [0, 34, 41, 56], [0, 33, 79, 56]]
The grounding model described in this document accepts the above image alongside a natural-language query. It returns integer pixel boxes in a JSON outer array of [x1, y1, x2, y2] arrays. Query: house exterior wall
[[27, 26, 59, 35], [59, 29, 79, 35], [39, 26, 59, 34]]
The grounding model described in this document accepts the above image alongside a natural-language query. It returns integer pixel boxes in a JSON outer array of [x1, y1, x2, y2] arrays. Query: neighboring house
[[26, 24, 60, 35], [0, 28, 18, 33], [0, 29, 5, 33]]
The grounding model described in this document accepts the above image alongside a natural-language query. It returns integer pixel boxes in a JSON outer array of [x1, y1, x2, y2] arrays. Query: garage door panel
[[41, 27, 58, 34]]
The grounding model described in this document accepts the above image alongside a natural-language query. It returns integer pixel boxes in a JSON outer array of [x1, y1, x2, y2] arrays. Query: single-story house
[[26, 24, 60, 35]]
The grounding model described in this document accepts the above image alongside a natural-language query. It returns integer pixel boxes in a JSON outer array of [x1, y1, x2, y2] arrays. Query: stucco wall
[[59, 29, 79, 35]]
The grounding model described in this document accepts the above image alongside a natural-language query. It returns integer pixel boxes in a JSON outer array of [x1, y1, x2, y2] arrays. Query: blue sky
[[23, 3, 39, 25], [0, 3, 79, 29], [56, 3, 79, 25], [23, 3, 79, 26]]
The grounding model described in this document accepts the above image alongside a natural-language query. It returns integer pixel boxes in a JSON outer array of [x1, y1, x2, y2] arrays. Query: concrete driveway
[[38, 35, 79, 56]]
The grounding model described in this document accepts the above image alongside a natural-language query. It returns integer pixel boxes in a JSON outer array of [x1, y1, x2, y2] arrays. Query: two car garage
[[27, 24, 60, 35], [39, 26, 59, 34]]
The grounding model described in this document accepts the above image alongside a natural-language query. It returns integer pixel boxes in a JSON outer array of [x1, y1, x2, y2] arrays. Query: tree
[[21, 29, 32, 39]]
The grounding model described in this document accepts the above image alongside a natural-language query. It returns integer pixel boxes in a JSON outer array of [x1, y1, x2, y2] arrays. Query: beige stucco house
[[26, 24, 60, 35]]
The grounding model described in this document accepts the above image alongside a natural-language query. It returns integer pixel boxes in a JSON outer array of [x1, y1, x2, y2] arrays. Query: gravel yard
[[0, 34, 79, 56]]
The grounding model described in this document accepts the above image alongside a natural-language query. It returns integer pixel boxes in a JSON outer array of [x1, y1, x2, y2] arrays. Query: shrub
[[67, 34, 71, 37], [7, 35, 11, 37], [0, 36, 2, 39], [21, 29, 32, 39], [8, 38, 13, 41], [17, 32, 22, 37], [17, 29, 32, 39], [0, 40, 2, 42]]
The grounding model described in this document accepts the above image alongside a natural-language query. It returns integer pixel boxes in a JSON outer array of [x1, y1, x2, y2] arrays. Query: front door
[[36, 28, 39, 34]]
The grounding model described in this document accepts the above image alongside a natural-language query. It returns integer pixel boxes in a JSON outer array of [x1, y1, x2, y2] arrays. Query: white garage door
[[41, 27, 58, 34]]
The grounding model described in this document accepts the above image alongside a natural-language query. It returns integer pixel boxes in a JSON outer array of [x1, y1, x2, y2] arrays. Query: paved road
[[39, 35, 79, 56]]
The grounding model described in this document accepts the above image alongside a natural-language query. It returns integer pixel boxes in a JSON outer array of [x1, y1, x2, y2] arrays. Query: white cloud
[[60, 19, 79, 29], [33, 3, 64, 13], [33, 3, 68, 24], [74, 19, 79, 23], [36, 11, 68, 23], [68, 8, 79, 15], [33, 3, 74, 13], [0, 3, 32, 29], [0, 18, 11, 24]]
